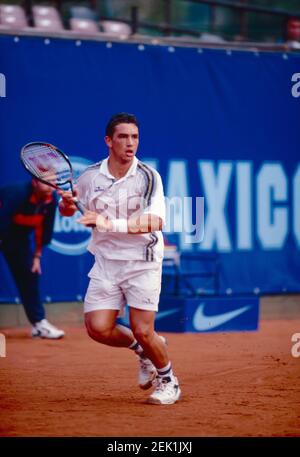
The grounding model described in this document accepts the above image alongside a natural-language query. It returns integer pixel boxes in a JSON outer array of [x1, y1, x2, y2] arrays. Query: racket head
[[20, 142, 74, 190]]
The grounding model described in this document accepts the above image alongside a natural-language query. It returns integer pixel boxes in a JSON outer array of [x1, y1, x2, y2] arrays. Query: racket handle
[[75, 200, 85, 215]]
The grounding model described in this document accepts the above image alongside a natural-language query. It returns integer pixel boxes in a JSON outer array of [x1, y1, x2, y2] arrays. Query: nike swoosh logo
[[193, 303, 251, 331], [156, 308, 181, 320]]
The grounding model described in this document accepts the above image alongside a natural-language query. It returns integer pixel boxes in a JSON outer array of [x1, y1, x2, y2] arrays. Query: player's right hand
[[57, 190, 78, 215]]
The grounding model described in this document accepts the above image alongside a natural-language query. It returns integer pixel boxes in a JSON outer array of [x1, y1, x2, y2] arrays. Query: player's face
[[105, 123, 139, 163]]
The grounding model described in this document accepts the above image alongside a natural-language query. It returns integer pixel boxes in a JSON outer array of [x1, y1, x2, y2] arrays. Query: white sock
[[128, 340, 145, 357], [157, 362, 174, 379]]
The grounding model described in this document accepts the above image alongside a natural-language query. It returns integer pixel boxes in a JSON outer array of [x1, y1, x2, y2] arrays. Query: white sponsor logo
[[160, 160, 300, 252], [193, 303, 251, 331], [156, 308, 181, 320]]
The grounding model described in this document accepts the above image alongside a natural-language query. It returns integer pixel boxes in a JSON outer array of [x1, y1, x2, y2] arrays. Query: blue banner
[[0, 34, 300, 301]]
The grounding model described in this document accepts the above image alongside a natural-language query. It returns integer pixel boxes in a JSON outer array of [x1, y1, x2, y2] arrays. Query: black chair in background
[[162, 249, 220, 297]]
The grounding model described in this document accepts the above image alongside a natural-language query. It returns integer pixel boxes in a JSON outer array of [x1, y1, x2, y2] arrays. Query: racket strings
[[22, 144, 71, 186]]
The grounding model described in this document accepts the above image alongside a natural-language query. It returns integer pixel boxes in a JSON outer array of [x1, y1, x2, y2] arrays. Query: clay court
[[0, 297, 299, 437], [1, 5, 300, 441]]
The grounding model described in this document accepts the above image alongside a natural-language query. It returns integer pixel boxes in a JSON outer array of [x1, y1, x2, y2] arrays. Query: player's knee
[[85, 318, 113, 343], [132, 325, 154, 345]]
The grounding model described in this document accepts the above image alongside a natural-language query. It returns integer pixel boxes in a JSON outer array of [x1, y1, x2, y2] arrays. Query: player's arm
[[128, 214, 163, 233], [77, 171, 165, 233], [77, 212, 163, 234]]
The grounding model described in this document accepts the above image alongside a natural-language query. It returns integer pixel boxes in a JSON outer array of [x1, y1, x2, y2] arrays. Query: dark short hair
[[105, 112, 139, 138]]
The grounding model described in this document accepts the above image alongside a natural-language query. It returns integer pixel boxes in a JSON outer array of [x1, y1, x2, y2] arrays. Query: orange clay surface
[[0, 320, 300, 437]]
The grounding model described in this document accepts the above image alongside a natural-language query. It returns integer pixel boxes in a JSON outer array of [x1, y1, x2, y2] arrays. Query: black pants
[[1, 243, 45, 324]]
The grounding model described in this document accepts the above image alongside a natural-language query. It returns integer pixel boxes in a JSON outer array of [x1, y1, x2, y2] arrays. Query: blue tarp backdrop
[[0, 34, 300, 301]]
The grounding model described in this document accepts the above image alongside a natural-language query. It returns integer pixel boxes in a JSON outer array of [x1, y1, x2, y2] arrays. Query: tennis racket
[[20, 141, 85, 214]]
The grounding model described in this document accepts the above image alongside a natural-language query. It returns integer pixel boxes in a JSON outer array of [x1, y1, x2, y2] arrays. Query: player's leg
[[85, 308, 162, 384], [84, 261, 135, 347], [129, 307, 181, 404], [129, 308, 168, 367], [123, 260, 168, 366], [129, 308, 168, 389], [85, 309, 134, 347], [124, 260, 181, 404]]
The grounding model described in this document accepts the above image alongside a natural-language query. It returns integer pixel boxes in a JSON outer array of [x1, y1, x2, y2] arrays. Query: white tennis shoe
[[32, 319, 65, 339], [148, 376, 181, 405], [138, 335, 167, 390], [138, 357, 157, 390]]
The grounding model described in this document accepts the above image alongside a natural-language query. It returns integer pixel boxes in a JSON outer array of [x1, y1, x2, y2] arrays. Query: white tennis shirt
[[76, 157, 166, 262]]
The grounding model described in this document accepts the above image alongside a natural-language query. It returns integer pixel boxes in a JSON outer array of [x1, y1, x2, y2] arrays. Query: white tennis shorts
[[84, 255, 162, 314]]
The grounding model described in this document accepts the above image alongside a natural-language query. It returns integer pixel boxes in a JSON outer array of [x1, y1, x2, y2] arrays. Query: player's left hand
[[77, 211, 112, 231]]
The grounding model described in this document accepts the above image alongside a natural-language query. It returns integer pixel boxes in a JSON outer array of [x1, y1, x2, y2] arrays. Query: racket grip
[[75, 200, 85, 215]]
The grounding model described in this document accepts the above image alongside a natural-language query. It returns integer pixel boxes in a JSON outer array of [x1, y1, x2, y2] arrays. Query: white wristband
[[110, 219, 128, 233]]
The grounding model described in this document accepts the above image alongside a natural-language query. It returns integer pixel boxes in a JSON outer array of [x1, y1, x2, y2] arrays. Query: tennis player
[[59, 113, 181, 404]]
